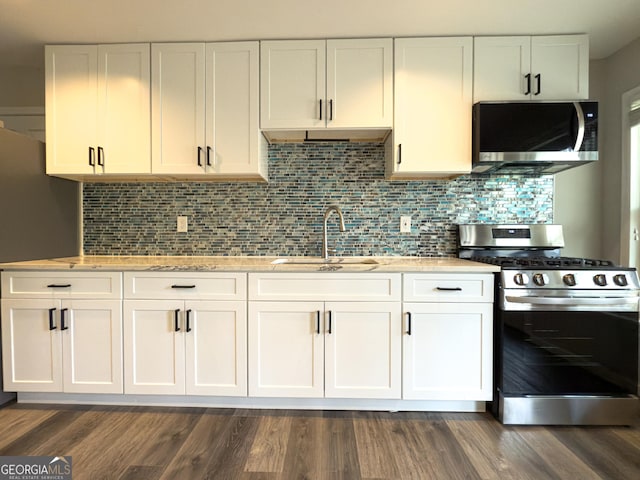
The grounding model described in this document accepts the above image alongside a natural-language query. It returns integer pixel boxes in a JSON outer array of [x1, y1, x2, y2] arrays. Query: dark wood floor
[[0, 403, 639, 479]]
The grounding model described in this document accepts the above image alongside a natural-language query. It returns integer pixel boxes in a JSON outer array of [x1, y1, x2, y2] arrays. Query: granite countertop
[[0, 256, 500, 273]]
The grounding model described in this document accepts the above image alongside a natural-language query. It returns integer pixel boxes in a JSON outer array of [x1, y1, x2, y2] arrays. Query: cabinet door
[[1, 299, 63, 392], [260, 40, 325, 129], [151, 43, 206, 174], [402, 303, 493, 400], [205, 42, 262, 177], [97, 44, 151, 174], [62, 300, 123, 394], [45, 45, 97, 175], [123, 300, 185, 394], [473, 36, 532, 102], [185, 300, 247, 396], [531, 35, 589, 100], [392, 37, 473, 177], [324, 302, 401, 399], [248, 301, 324, 397], [326, 39, 392, 128]]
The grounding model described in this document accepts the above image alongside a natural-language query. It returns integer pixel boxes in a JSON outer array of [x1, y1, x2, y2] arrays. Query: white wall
[[0, 66, 44, 106], [597, 37, 640, 264]]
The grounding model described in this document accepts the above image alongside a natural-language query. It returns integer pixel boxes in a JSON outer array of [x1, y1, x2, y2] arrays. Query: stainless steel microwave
[[472, 101, 598, 174]]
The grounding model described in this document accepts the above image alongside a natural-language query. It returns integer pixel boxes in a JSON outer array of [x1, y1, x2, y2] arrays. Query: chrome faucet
[[322, 205, 346, 260]]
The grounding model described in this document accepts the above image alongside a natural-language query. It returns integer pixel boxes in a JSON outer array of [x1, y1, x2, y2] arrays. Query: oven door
[[497, 309, 639, 396]]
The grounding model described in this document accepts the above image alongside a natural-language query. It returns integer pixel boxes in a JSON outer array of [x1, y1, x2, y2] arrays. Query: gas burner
[[472, 256, 617, 269]]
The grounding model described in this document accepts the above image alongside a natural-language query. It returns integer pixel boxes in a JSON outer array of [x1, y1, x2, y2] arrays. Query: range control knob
[[593, 274, 608, 286], [563, 274, 577, 286], [513, 273, 529, 286], [533, 273, 549, 286], [613, 274, 629, 287]]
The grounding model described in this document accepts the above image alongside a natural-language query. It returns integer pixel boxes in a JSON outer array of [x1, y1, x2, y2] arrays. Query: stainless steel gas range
[[459, 224, 640, 425]]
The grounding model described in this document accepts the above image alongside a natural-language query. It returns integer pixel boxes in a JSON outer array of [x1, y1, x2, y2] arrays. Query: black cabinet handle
[[174, 309, 181, 332], [406, 312, 412, 335], [535, 74, 541, 96], [397, 144, 402, 165], [171, 285, 196, 289], [186, 309, 192, 333], [47, 284, 71, 288], [316, 310, 321, 334], [328, 311, 333, 334], [60, 308, 69, 331], [329, 99, 333, 121], [524, 73, 531, 95], [88, 146, 95, 167], [206, 146, 213, 167], [97, 146, 104, 167], [319, 99, 323, 120], [197, 146, 203, 167], [49, 307, 57, 330], [436, 287, 463, 291]]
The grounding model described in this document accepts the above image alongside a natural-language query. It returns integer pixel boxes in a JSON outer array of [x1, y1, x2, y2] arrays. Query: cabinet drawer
[[249, 273, 401, 301], [1, 271, 122, 299], [124, 272, 246, 300], [403, 274, 494, 303]]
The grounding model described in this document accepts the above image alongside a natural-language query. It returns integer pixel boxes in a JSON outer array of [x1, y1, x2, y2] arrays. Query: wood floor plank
[[244, 415, 292, 473], [0, 405, 639, 480], [446, 415, 568, 480], [118, 465, 164, 480], [551, 427, 640, 480], [319, 416, 362, 480], [64, 408, 157, 479], [515, 427, 602, 479], [280, 416, 326, 479], [201, 415, 260, 479], [119, 407, 203, 469], [0, 409, 85, 456], [353, 414, 401, 479], [157, 412, 236, 480], [0, 405, 58, 450]]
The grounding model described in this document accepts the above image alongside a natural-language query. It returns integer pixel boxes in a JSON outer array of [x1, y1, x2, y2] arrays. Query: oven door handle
[[505, 295, 639, 307]]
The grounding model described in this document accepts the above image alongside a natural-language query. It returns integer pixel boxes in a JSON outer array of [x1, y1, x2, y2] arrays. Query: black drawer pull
[[186, 309, 192, 332], [316, 310, 321, 334], [406, 312, 412, 335], [328, 311, 333, 334], [47, 284, 71, 288], [436, 287, 463, 291], [171, 285, 196, 289], [61, 308, 69, 331], [174, 309, 181, 332], [49, 307, 57, 330]]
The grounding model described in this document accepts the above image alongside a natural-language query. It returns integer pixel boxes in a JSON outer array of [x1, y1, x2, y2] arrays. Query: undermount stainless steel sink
[[271, 257, 379, 265]]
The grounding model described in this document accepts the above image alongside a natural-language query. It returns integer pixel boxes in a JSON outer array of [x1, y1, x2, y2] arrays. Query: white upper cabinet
[[45, 44, 151, 177], [390, 37, 473, 179], [473, 34, 589, 102], [152, 42, 266, 179], [151, 43, 206, 175], [260, 39, 392, 130]]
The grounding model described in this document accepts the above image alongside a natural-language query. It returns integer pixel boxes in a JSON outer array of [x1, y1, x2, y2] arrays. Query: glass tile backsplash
[[83, 142, 553, 257]]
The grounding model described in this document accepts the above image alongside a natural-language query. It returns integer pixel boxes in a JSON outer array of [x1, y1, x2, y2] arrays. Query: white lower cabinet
[[248, 273, 402, 399], [123, 299, 247, 396], [1, 298, 123, 393], [402, 303, 492, 400], [122, 272, 248, 396], [402, 274, 494, 401]]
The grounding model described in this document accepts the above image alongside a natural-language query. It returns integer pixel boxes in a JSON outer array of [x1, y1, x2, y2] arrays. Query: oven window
[[499, 310, 638, 395]]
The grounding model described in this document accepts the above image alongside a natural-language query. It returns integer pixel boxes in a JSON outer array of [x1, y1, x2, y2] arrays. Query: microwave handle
[[573, 102, 585, 152]]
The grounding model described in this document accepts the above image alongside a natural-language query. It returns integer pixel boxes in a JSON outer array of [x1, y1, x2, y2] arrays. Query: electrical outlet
[[400, 216, 411, 233], [177, 216, 188, 233]]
